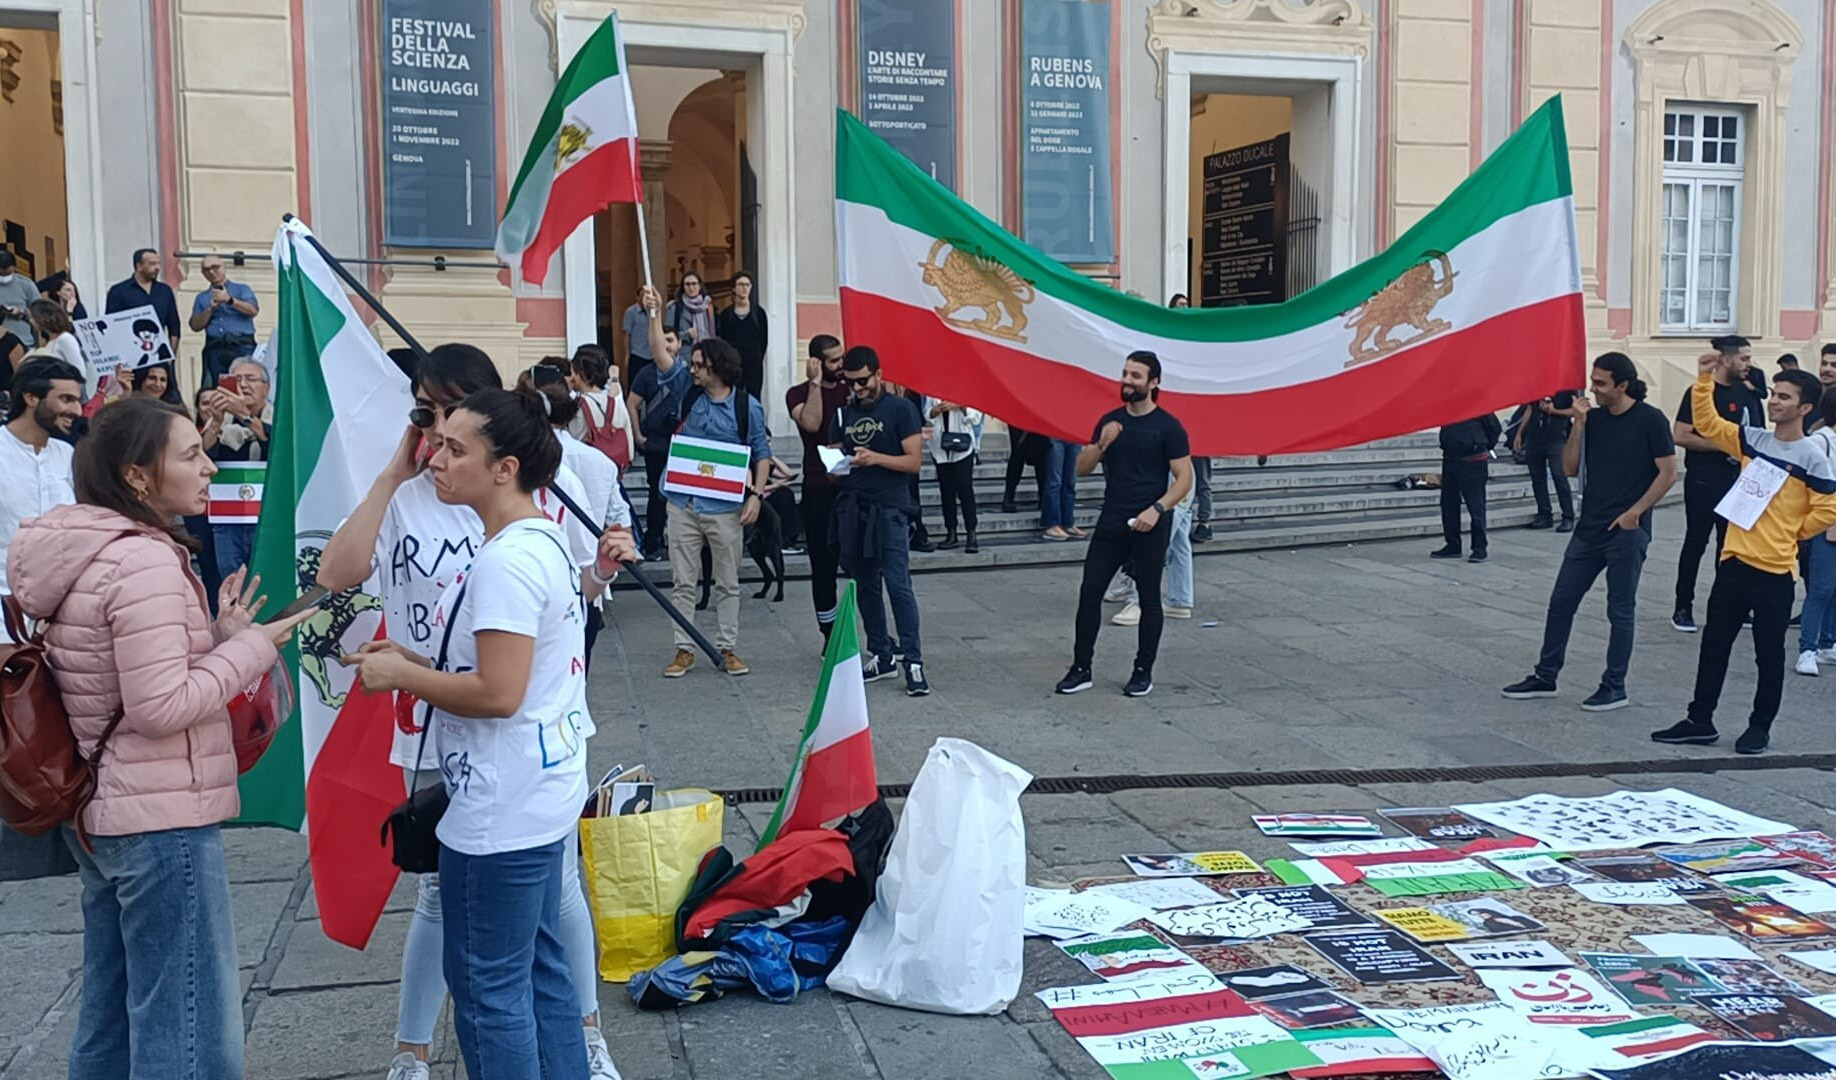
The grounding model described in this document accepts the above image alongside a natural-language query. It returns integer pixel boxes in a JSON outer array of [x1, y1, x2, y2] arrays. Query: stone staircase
[[619, 430, 1652, 577]]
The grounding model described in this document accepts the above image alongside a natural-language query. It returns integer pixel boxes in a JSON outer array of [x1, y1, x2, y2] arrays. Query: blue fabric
[[666, 364, 773, 515], [65, 824, 243, 1080], [190, 281, 258, 340], [629, 917, 850, 1009], [440, 840, 588, 1080], [1041, 440, 1079, 529], [213, 523, 255, 582], [1801, 535, 1836, 653]]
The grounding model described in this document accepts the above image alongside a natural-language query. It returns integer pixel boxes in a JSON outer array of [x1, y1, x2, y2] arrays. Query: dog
[[692, 489, 790, 606]]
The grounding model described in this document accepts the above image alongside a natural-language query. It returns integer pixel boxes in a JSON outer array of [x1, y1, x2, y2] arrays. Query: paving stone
[[675, 991, 869, 1078], [1023, 1016, 1109, 1079], [0, 933, 79, 1040], [848, 999, 1061, 1079], [233, 881, 298, 971], [1104, 788, 1264, 851], [593, 992, 683, 1080], [223, 826, 308, 884], [0, 874, 83, 936], [1007, 938, 1103, 1026], [297, 869, 418, 922], [269, 911, 411, 991], [1023, 794, 1173, 869], [244, 982, 404, 1080], [1228, 784, 1389, 814]]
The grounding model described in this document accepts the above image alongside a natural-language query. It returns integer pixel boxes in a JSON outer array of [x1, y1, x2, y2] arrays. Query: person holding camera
[[1514, 391, 1576, 532], [189, 257, 260, 391]]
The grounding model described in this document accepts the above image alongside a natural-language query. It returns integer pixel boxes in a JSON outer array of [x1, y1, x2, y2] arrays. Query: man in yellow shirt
[[1653, 354, 1836, 754]]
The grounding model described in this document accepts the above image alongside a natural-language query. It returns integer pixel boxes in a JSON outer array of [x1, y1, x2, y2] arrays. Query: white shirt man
[[0, 358, 83, 609]]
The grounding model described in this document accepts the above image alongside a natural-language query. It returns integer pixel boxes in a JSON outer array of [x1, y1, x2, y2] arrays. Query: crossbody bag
[[380, 579, 468, 874]]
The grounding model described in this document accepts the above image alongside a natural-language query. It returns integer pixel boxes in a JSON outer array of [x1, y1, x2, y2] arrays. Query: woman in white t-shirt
[[350, 387, 637, 1080], [315, 346, 622, 1080]]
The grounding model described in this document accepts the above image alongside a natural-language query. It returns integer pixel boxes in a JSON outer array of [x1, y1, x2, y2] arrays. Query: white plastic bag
[[826, 737, 1033, 1015]]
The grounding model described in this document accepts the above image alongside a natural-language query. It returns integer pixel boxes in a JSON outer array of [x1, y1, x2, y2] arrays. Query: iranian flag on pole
[[495, 13, 641, 285], [757, 583, 877, 848], [236, 218, 415, 949], [838, 96, 1585, 456]]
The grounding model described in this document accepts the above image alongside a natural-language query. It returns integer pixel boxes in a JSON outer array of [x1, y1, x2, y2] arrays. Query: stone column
[[640, 139, 673, 288]]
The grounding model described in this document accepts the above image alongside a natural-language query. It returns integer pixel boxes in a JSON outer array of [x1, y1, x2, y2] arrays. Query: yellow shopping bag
[[579, 788, 724, 982]]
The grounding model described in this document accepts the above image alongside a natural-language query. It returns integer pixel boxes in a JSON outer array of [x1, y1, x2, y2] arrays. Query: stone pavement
[[6, 506, 1836, 1079]]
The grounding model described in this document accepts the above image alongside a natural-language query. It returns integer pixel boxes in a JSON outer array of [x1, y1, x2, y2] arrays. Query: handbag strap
[[1, 594, 34, 645], [408, 579, 469, 776]]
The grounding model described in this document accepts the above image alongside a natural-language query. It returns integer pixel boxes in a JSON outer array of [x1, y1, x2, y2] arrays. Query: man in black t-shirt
[[1056, 351, 1194, 699], [832, 346, 931, 697], [1671, 335, 1763, 631], [1503, 353, 1677, 712]]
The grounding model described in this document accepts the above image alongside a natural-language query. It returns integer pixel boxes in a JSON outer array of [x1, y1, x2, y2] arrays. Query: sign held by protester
[[73, 305, 172, 374]]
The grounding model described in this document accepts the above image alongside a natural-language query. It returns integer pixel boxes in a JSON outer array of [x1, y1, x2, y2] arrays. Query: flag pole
[[279, 214, 722, 664]]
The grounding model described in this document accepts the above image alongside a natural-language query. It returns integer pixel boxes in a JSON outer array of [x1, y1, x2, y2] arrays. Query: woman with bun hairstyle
[[349, 388, 635, 1080]]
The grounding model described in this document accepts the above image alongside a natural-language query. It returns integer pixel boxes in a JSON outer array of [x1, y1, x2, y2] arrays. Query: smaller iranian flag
[[758, 583, 877, 848], [664, 435, 750, 501], [208, 461, 266, 524], [1290, 1027, 1436, 1078], [496, 14, 641, 285]]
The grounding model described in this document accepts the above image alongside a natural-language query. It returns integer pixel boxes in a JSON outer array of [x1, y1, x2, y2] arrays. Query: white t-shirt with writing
[[429, 518, 589, 857], [374, 467, 599, 769]]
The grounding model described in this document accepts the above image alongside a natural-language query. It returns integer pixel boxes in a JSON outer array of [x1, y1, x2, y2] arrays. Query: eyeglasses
[[844, 374, 875, 387], [409, 406, 436, 429]]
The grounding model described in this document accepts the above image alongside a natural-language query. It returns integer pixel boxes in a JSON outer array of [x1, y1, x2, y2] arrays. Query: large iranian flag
[[757, 583, 877, 848], [237, 219, 415, 949], [496, 14, 641, 285], [838, 97, 1585, 455]]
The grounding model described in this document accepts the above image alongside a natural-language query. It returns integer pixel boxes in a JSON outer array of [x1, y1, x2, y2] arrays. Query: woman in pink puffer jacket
[[8, 397, 309, 1080]]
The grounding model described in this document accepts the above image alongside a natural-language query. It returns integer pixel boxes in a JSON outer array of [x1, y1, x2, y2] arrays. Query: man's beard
[[1119, 385, 1148, 404], [34, 401, 70, 435]]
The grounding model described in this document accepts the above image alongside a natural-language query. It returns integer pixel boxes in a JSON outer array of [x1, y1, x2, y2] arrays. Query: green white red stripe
[[1290, 1028, 1436, 1077], [836, 96, 1584, 455], [496, 13, 642, 285], [237, 219, 416, 949], [663, 435, 751, 500], [207, 461, 265, 524], [758, 583, 877, 846]]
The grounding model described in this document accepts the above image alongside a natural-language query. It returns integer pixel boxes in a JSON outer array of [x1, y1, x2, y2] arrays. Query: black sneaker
[[1581, 685, 1628, 712], [862, 654, 899, 683], [964, 532, 980, 555], [904, 661, 931, 697], [1735, 725, 1771, 755], [1468, 551, 1488, 564], [1000, 500, 1017, 514], [1055, 665, 1093, 694], [1430, 546, 1462, 560], [1556, 519, 1575, 533], [1123, 667, 1154, 697], [1501, 675, 1557, 699], [1671, 608, 1697, 633], [1191, 523, 1214, 544], [1526, 516, 1554, 530], [1651, 720, 1719, 745]]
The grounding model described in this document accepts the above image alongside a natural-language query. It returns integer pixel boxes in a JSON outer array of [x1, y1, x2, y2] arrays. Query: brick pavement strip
[[9, 512, 1836, 1078]]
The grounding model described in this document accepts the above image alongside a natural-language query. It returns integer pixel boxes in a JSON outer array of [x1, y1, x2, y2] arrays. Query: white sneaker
[[386, 1053, 431, 1080], [1104, 575, 1137, 604], [585, 1026, 624, 1080], [1165, 605, 1193, 619], [1797, 649, 1821, 677], [1111, 602, 1141, 626], [1821, 647, 1836, 664]]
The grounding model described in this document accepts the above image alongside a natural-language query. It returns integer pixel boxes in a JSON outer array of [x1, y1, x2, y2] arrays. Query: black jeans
[[583, 604, 604, 676], [799, 484, 842, 626], [1073, 517, 1173, 673], [1004, 430, 1043, 506], [935, 457, 978, 535], [1675, 471, 1733, 611], [1440, 457, 1488, 554], [641, 444, 669, 551], [1688, 557, 1795, 730], [1536, 527, 1648, 692], [1524, 438, 1573, 522]]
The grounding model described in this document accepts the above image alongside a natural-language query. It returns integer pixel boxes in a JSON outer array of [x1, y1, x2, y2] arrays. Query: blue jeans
[[213, 523, 255, 582], [1165, 504, 1194, 608], [855, 506, 921, 665], [441, 838, 588, 1080], [1040, 440, 1079, 529], [1535, 527, 1649, 693], [65, 824, 242, 1080], [1801, 536, 1836, 654]]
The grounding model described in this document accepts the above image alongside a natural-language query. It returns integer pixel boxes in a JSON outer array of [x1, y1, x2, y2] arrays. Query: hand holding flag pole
[[281, 215, 723, 665]]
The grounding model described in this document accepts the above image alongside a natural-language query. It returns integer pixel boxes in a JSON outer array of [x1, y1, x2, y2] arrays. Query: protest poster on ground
[[1569, 882, 1690, 906], [73, 305, 173, 375], [1288, 837, 1439, 859], [1654, 839, 1802, 874], [1692, 992, 1836, 1041], [1288, 1027, 1437, 1077], [1358, 858, 1525, 897], [1454, 789, 1794, 851], [1252, 813, 1382, 838], [1476, 967, 1640, 1025], [1044, 982, 1322, 1079], [1446, 939, 1573, 969], [1377, 898, 1545, 942], [1082, 876, 1225, 913], [1713, 868, 1836, 913], [1574, 1016, 1717, 1063], [1481, 850, 1598, 887], [1213, 965, 1333, 1001], [1250, 991, 1363, 1030], [1147, 895, 1312, 943], [1588, 1041, 1836, 1079], [1228, 885, 1373, 931], [1024, 887, 1151, 939], [1686, 890, 1836, 940], [1785, 950, 1836, 976], [1034, 972, 1222, 1009], [1691, 958, 1808, 994], [1374, 907, 1470, 942], [1574, 854, 1695, 883], [1303, 929, 1461, 984], [1627, 933, 1758, 961], [1123, 851, 1263, 877], [1378, 806, 1496, 841], [1263, 858, 1354, 888], [1364, 1001, 1588, 1079], [1579, 953, 1724, 1007], [1057, 932, 1208, 983], [1758, 831, 1836, 868]]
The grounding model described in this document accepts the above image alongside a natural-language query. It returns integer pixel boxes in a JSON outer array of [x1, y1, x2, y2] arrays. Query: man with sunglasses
[[833, 346, 930, 695]]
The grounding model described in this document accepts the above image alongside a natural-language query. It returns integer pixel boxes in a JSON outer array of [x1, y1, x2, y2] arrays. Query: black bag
[[939, 431, 972, 454], [380, 581, 467, 874]]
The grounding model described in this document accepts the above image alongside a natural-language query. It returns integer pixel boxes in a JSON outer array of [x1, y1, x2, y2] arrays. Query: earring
[[133, 487, 149, 503]]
